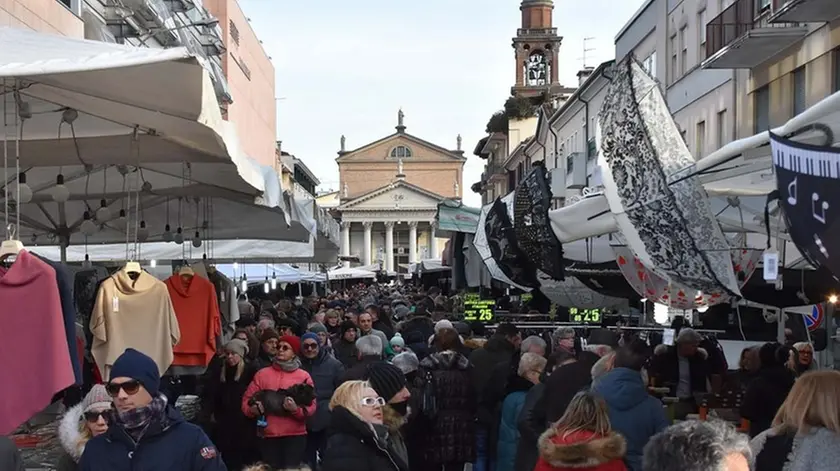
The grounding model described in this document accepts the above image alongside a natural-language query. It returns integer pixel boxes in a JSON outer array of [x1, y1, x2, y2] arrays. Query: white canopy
[[328, 266, 376, 280], [0, 27, 315, 247], [214, 263, 324, 283]]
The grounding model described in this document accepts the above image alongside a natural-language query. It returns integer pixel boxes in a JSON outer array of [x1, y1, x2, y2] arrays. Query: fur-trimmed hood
[[538, 428, 626, 468], [58, 403, 87, 462], [382, 404, 409, 433], [463, 337, 486, 350], [653, 344, 707, 359]]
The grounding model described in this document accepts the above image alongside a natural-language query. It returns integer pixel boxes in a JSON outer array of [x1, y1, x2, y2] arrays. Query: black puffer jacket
[[321, 406, 408, 471], [416, 350, 476, 465], [397, 316, 435, 360], [469, 336, 516, 427]]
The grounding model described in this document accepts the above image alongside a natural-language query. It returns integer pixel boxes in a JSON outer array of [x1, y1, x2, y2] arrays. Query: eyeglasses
[[302, 343, 318, 350], [278, 344, 292, 352], [84, 411, 110, 423], [105, 380, 141, 396], [264, 339, 279, 346], [360, 396, 386, 407]]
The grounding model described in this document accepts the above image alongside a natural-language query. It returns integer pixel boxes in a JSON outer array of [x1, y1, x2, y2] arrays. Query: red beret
[[278, 335, 301, 355]]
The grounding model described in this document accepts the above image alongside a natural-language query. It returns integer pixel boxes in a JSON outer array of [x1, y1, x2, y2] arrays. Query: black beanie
[[340, 320, 357, 335], [366, 362, 407, 403]]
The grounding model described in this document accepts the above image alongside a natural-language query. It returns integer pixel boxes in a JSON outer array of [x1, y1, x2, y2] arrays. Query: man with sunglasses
[[79, 348, 226, 471], [300, 332, 344, 470]]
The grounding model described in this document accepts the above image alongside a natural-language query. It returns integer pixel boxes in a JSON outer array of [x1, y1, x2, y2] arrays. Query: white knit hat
[[434, 319, 454, 333], [81, 384, 112, 413]]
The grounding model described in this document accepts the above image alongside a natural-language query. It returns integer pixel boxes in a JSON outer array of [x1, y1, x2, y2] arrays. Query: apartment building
[[2, 0, 277, 167]]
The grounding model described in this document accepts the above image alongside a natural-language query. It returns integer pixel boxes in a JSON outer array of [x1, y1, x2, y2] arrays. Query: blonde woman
[[534, 391, 627, 471], [57, 385, 112, 471], [321, 380, 408, 471], [791, 342, 816, 376], [750, 370, 840, 471]]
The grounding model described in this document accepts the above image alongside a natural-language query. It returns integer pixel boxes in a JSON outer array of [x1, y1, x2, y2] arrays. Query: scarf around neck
[[114, 394, 168, 442], [273, 356, 302, 372]]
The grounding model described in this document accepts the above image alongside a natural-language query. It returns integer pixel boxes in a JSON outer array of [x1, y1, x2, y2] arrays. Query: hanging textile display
[[770, 131, 840, 280], [90, 269, 181, 380], [514, 164, 564, 281], [195, 262, 239, 343], [612, 244, 761, 309], [485, 197, 540, 289], [0, 250, 75, 435], [473, 197, 532, 291], [165, 271, 221, 368], [598, 56, 740, 296], [537, 271, 626, 309]]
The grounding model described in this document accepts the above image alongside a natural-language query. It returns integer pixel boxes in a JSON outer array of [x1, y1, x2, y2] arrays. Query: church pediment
[[338, 181, 445, 211], [336, 133, 466, 163]]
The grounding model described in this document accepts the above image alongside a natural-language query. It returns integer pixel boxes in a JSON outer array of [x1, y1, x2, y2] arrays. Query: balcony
[[516, 28, 558, 37], [703, 0, 809, 69], [770, 0, 840, 23]]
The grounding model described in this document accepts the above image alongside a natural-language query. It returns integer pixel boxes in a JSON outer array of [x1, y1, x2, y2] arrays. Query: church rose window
[[390, 146, 412, 158]]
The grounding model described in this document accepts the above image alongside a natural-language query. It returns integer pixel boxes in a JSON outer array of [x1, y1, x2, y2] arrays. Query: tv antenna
[[579, 37, 596, 68]]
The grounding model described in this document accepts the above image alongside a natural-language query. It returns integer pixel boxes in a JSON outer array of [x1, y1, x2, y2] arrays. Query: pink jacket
[[241, 365, 315, 438]]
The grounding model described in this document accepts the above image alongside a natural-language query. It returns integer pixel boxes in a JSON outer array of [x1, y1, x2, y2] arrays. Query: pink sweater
[[0, 251, 74, 434], [241, 365, 315, 438]]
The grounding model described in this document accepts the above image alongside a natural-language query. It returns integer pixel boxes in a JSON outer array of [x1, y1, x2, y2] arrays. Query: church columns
[[341, 221, 351, 268], [384, 221, 395, 273], [429, 221, 439, 258], [362, 222, 373, 266], [408, 221, 418, 264]]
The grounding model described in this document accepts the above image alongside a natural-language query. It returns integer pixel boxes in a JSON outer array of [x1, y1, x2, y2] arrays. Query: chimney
[[276, 140, 283, 153], [577, 67, 595, 86]]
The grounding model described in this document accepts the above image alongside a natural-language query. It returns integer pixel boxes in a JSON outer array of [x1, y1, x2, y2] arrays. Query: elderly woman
[[57, 385, 112, 471], [496, 352, 547, 471], [552, 327, 576, 355], [792, 342, 816, 376]]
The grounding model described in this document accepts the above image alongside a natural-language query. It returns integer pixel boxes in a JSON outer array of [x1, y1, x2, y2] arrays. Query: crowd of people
[[2, 283, 840, 471]]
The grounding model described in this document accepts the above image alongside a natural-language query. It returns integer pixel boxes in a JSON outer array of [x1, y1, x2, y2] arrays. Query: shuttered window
[[792, 67, 806, 117], [754, 86, 770, 133]]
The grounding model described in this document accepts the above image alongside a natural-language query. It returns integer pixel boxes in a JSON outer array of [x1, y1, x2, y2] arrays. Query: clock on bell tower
[[512, 0, 563, 98]]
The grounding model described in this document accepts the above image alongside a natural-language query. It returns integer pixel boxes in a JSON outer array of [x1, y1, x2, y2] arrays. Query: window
[[390, 146, 412, 158], [679, 26, 688, 75], [566, 154, 574, 174], [716, 109, 727, 149], [643, 52, 656, 76], [792, 67, 806, 116], [835, 49, 840, 93], [229, 20, 241, 46], [754, 86, 770, 133], [757, 0, 771, 12], [696, 121, 706, 158], [670, 35, 678, 83], [698, 10, 707, 61]]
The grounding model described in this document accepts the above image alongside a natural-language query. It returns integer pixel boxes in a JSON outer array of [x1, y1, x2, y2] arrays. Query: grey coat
[[751, 427, 840, 471], [0, 437, 24, 471], [301, 349, 345, 432]]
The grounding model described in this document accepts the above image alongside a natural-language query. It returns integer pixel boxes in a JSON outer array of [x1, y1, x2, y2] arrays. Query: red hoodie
[[534, 428, 628, 471], [241, 365, 315, 438]]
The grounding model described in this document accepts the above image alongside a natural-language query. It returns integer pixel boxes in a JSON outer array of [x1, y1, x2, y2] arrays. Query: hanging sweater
[[165, 274, 220, 367], [0, 250, 74, 435], [90, 270, 180, 380]]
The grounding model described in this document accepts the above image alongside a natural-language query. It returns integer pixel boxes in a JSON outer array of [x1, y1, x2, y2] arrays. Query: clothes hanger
[[178, 260, 194, 277], [123, 260, 142, 275], [0, 224, 24, 263]]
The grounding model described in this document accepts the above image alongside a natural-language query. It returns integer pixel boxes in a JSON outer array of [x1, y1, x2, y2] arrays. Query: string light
[[240, 274, 248, 292], [271, 272, 277, 290], [653, 303, 669, 325], [150, 259, 157, 268], [263, 277, 270, 294]]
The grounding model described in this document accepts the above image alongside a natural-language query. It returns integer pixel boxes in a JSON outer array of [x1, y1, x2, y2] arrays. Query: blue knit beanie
[[301, 332, 319, 344], [110, 348, 160, 396]]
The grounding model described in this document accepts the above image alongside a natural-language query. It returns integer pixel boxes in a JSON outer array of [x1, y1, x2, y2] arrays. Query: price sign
[[521, 293, 533, 303], [464, 296, 496, 322], [569, 307, 601, 323]]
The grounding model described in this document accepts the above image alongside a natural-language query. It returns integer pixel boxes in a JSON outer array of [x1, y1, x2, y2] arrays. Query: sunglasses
[[360, 396, 386, 407], [302, 343, 318, 350], [106, 380, 141, 396], [278, 344, 292, 352], [84, 411, 110, 423]]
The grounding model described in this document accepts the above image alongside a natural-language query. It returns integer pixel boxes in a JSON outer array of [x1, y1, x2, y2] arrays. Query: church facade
[[335, 111, 465, 273]]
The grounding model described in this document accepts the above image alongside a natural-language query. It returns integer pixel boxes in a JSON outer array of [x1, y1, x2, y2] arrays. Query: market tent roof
[[214, 263, 323, 283], [328, 266, 376, 280]]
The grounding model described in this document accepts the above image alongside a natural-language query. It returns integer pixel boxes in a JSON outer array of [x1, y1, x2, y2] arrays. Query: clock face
[[527, 51, 547, 86]]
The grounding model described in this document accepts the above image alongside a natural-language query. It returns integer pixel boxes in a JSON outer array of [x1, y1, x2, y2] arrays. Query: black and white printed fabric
[[770, 131, 840, 280], [537, 271, 627, 309], [598, 55, 740, 297], [514, 165, 564, 281], [485, 198, 540, 289], [473, 195, 532, 291]]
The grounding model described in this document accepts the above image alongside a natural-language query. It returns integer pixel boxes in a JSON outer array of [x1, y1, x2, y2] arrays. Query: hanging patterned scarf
[[114, 394, 168, 443], [273, 356, 302, 372]]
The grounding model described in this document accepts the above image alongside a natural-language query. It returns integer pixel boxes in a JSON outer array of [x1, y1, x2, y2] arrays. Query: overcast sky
[[238, 0, 647, 207]]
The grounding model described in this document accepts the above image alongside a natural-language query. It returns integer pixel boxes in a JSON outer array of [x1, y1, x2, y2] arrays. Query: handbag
[[421, 370, 438, 419]]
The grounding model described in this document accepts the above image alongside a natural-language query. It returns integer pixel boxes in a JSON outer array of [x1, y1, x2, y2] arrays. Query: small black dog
[[249, 383, 315, 415]]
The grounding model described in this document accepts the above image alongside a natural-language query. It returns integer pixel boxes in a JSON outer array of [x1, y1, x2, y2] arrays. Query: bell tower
[[512, 0, 562, 98]]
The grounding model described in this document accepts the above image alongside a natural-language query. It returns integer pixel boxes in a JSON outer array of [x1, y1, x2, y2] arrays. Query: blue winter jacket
[[593, 368, 669, 471], [495, 390, 527, 471], [79, 406, 227, 471]]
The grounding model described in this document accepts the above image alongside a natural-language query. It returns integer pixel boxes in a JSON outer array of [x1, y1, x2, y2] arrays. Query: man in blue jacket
[[593, 340, 669, 471], [80, 348, 227, 471]]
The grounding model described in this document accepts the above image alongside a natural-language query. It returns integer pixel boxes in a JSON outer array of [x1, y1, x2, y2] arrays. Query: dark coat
[[339, 355, 384, 384], [741, 366, 796, 437], [469, 336, 516, 426], [516, 382, 548, 471], [201, 359, 258, 469], [321, 406, 408, 471], [397, 316, 435, 360], [416, 350, 476, 464], [647, 345, 713, 396], [0, 437, 24, 471], [255, 351, 274, 371], [544, 352, 600, 424], [301, 348, 345, 432], [79, 406, 227, 471], [334, 339, 359, 369]]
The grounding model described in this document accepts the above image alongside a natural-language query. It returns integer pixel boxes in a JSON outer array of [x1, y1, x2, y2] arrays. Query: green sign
[[464, 295, 496, 322], [521, 293, 533, 303], [569, 307, 601, 323]]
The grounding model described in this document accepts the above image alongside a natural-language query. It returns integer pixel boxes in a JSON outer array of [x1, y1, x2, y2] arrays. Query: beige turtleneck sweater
[[90, 269, 181, 380]]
